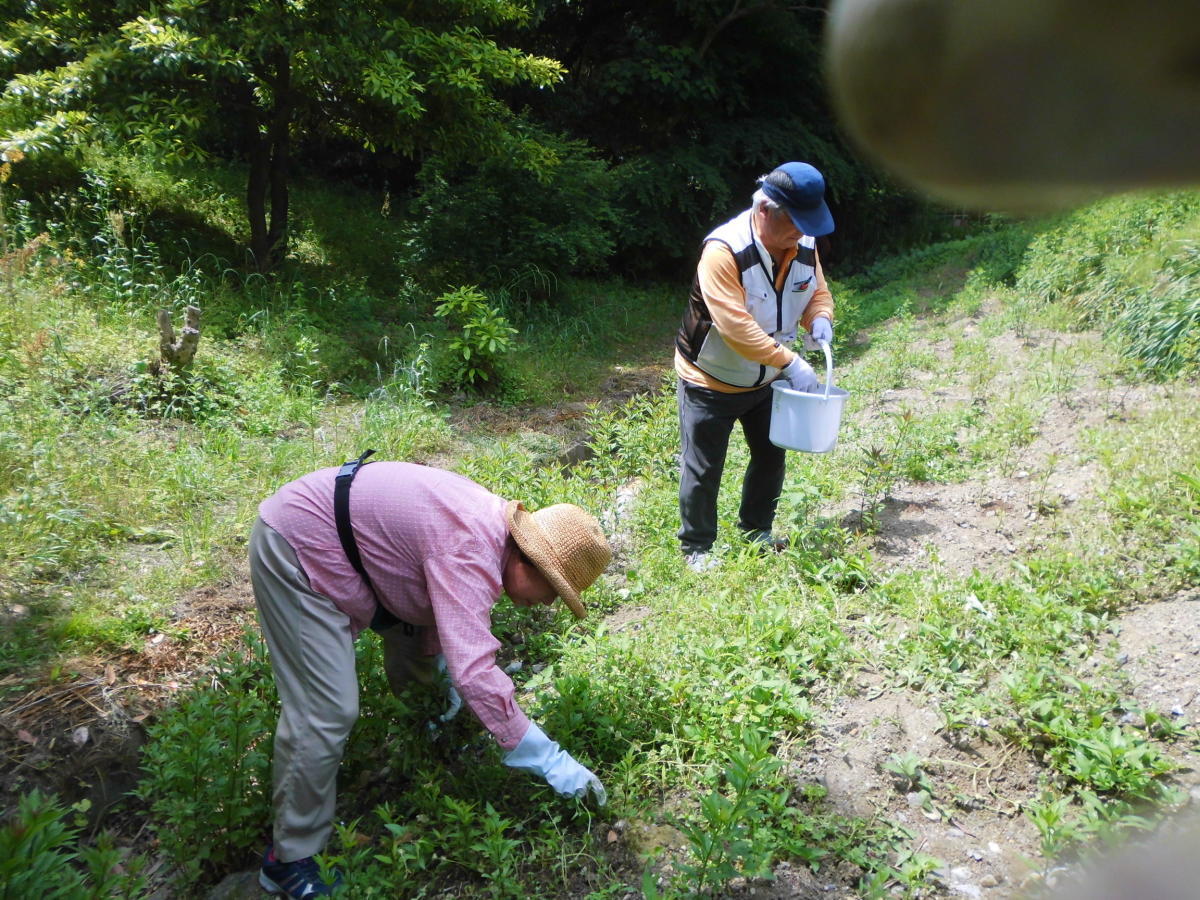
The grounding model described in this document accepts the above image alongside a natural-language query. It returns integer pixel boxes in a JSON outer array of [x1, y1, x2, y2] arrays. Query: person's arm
[[424, 546, 605, 803], [800, 252, 834, 335], [698, 243, 796, 370], [424, 544, 530, 749], [503, 721, 606, 804]]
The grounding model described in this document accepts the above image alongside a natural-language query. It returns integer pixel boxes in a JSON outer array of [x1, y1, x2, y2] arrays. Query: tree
[[0, 0, 564, 270], [508, 0, 936, 273]]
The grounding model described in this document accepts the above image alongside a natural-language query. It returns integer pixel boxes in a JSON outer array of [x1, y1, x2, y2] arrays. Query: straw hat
[[506, 500, 612, 618]]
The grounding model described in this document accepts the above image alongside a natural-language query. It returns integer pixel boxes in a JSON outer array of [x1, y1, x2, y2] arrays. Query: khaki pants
[[250, 518, 357, 862], [380, 619, 435, 696]]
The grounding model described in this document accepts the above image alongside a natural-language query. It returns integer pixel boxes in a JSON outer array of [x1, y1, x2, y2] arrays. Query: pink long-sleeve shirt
[[258, 461, 530, 749]]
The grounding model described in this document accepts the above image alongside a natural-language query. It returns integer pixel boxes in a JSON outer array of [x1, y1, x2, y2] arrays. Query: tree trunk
[[265, 47, 292, 270], [244, 49, 293, 273]]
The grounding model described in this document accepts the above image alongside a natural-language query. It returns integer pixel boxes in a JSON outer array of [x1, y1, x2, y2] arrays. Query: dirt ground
[[2, 317, 1198, 899]]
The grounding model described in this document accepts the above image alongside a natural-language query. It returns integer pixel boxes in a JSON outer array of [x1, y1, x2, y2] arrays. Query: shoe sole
[[259, 871, 285, 895]]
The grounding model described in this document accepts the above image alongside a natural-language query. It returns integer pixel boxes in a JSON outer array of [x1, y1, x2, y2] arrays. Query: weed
[[892, 846, 943, 888], [135, 635, 275, 884], [855, 445, 894, 533], [882, 751, 934, 796], [0, 790, 150, 898], [670, 729, 783, 895]]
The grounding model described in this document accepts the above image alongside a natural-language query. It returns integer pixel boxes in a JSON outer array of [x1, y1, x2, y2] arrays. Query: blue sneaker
[[259, 844, 342, 898]]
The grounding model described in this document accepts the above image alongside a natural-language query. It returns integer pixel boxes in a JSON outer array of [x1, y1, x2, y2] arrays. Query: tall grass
[[1015, 191, 1200, 376]]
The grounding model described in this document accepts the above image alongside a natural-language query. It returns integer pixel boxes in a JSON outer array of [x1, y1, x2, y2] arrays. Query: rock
[[205, 871, 261, 899]]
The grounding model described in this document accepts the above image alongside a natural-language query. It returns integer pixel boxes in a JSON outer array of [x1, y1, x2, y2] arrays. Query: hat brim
[[782, 200, 835, 238], [505, 501, 586, 618]]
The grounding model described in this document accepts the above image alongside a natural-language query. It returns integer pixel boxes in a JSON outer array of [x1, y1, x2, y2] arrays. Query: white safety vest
[[676, 209, 818, 387]]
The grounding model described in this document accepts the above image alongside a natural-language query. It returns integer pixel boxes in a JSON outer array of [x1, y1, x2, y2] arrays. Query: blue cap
[[760, 162, 834, 237]]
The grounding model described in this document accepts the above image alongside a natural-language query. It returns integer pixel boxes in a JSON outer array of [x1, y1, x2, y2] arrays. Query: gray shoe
[[744, 530, 788, 552], [685, 551, 719, 573]]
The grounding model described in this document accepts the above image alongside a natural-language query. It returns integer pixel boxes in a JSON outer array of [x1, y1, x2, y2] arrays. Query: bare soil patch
[[842, 328, 1187, 581], [0, 575, 257, 830]]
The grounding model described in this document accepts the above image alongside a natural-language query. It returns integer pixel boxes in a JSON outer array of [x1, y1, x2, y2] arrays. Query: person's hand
[[781, 356, 819, 393], [811, 317, 833, 346], [433, 654, 462, 724], [503, 722, 608, 805]]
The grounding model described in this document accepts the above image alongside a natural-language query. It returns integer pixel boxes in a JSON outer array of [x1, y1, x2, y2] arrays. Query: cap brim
[[784, 200, 835, 237], [506, 501, 586, 618]]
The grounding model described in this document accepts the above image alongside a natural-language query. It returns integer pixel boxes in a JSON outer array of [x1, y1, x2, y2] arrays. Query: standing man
[[675, 162, 836, 571], [250, 459, 612, 898]]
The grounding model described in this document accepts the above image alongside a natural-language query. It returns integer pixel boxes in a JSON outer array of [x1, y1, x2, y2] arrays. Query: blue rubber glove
[[781, 356, 819, 393], [504, 722, 607, 805], [811, 316, 833, 345]]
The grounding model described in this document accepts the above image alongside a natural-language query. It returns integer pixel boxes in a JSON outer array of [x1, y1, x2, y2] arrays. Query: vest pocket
[[746, 288, 771, 319]]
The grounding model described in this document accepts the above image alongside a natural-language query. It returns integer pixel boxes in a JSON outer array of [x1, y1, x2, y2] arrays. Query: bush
[[410, 130, 623, 288], [433, 285, 518, 390], [136, 636, 276, 885]]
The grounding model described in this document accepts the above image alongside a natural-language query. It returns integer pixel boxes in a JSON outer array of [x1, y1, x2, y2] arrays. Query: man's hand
[[781, 356, 819, 393], [433, 654, 462, 723], [811, 317, 833, 345], [504, 722, 608, 805]]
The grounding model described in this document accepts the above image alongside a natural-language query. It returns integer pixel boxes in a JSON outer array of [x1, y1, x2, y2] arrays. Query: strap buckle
[[337, 448, 376, 481]]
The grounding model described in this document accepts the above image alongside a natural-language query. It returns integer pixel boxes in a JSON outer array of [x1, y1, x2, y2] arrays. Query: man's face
[[503, 548, 557, 608], [755, 204, 802, 254]]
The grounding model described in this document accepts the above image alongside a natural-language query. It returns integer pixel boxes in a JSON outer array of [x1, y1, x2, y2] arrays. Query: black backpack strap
[[334, 449, 375, 579], [333, 450, 408, 634]]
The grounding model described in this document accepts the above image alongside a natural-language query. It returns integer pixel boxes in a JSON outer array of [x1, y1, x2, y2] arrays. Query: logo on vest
[[792, 277, 812, 292]]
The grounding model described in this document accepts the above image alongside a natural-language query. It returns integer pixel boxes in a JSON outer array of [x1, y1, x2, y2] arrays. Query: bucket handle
[[819, 340, 834, 400]]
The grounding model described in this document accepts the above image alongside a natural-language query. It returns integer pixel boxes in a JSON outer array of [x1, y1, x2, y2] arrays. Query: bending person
[[250, 459, 612, 898]]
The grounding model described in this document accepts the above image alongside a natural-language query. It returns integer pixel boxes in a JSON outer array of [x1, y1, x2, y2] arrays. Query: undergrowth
[[2, 177, 1198, 897]]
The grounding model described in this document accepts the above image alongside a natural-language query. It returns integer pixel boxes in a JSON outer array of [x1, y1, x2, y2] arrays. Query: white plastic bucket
[[769, 342, 848, 453]]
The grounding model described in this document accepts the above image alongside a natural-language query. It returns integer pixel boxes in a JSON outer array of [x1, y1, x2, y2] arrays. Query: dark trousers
[[677, 379, 786, 554]]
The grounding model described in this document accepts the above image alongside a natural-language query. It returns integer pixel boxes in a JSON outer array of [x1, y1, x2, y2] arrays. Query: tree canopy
[[1, 0, 565, 269], [1, 0, 942, 280]]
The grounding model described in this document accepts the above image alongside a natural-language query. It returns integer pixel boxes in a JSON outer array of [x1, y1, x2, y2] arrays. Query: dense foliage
[[1, 0, 954, 287], [0, 0, 565, 269]]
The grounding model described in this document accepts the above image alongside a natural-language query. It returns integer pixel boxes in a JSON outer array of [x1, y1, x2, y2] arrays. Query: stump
[[156, 305, 202, 371]]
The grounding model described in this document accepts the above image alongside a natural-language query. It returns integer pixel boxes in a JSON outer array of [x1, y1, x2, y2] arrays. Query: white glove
[[781, 355, 819, 393], [811, 316, 833, 346], [503, 722, 607, 805], [433, 654, 462, 723]]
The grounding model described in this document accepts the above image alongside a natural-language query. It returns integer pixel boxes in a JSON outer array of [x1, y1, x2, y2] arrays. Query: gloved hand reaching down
[[503, 722, 607, 805]]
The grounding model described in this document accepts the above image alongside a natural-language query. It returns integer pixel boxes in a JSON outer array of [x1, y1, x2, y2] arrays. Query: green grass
[[3, 175, 1199, 897]]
